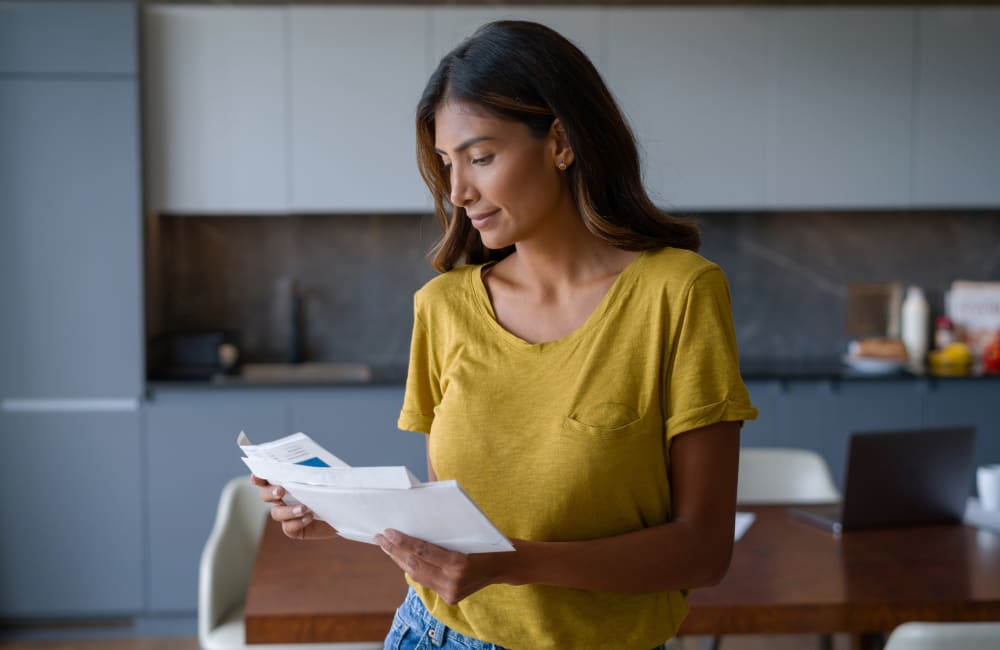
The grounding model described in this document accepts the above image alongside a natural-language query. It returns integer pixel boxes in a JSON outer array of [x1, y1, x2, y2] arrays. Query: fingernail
[[272, 487, 281, 498], [293, 506, 303, 516], [301, 514, 312, 526], [385, 529, 399, 542]]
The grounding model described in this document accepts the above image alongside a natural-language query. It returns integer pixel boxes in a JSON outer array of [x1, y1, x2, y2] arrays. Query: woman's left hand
[[375, 529, 513, 605]]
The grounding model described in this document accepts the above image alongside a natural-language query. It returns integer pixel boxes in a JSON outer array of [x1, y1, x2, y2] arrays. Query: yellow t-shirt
[[397, 247, 757, 650]]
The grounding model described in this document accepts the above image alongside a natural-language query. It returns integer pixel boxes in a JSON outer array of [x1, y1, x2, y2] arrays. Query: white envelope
[[242, 455, 421, 490], [237, 431, 513, 554], [284, 480, 515, 554]]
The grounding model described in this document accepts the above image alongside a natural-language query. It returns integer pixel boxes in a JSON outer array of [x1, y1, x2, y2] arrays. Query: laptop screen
[[840, 426, 976, 531]]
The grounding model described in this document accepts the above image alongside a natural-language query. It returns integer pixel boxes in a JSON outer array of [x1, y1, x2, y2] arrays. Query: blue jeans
[[383, 587, 671, 650]]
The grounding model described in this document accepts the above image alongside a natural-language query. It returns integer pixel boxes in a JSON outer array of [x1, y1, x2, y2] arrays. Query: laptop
[[790, 426, 975, 534]]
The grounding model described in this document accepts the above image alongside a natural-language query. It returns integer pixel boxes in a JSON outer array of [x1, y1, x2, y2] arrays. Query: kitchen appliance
[[846, 282, 903, 339], [149, 330, 241, 380]]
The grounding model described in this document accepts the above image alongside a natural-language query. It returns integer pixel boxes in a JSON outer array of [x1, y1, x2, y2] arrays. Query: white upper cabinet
[[141, 6, 999, 213], [914, 9, 1000, 207], [607, 9, 917, 211], [770, 9, 913, 209], [607, 9, 770, 211], [290, 7, 431, 213], [430, 7, 604, 69], [144, 7, 288, 214]]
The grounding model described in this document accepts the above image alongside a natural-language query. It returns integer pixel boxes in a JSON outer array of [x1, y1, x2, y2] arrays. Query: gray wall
[[153, 211, 1000, 366]]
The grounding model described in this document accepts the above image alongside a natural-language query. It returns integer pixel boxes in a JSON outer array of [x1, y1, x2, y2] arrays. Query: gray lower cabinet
[[143, 395, 286, 613], [923, 379, 1000, 479], [741, 378, 1000, 489], [773, 381, 842, 480], [824, 380, 925, 486], [0, 411, 142, 617], [741, 380, 782, 444], [143, 386, 417, 613], [288, 387, 424, 480]]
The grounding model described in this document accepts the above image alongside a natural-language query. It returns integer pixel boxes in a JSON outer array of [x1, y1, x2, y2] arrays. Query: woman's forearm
[[502, 516, 733, 593]]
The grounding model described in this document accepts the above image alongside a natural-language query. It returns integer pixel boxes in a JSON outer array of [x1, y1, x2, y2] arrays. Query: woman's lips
[[467, 209, 499, 229]]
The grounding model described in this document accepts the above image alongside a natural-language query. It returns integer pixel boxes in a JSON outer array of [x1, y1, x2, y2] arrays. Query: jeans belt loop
[[429, 617, 447, 647]]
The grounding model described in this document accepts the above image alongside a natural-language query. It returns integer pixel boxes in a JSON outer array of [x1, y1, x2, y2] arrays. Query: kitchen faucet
[[288, 280, 306, 364]]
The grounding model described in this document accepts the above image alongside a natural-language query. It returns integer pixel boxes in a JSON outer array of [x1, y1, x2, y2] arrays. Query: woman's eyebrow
[[434, 135, 496, 155]]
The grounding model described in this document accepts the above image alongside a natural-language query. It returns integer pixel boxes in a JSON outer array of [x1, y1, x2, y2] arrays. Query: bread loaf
[[854, 337, 908, 361]]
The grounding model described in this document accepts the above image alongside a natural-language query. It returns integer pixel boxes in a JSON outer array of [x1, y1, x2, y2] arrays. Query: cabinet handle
[[1, 398, 139, 413]]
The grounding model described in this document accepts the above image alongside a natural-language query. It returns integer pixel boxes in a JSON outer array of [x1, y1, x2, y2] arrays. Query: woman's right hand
[[252, 474, 338, 541]]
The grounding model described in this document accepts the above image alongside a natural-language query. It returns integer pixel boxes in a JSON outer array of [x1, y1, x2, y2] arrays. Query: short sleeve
[[397, 295, 440, 434], [664, 266, 758, 439]]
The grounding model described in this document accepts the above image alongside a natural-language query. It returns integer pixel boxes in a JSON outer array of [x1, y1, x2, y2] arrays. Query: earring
[[557, 162, 567, 171]]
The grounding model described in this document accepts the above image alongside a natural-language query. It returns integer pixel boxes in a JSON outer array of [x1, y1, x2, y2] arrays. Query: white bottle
[[901, 285, 929, 369]]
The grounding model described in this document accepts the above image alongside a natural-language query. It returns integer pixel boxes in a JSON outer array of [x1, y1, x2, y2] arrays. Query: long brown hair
[[416, 20, 700, 273]]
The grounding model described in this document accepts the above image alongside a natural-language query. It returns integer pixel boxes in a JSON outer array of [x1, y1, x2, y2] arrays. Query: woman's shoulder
[[413, 264, 482, 307], [641, 246, 721, 282]]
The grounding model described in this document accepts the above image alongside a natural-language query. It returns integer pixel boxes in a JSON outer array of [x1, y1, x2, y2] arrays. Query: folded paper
[[238, 431, 514, 553]]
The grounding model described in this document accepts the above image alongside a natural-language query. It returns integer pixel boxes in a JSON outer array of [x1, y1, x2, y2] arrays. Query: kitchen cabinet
[[0, 1, 135, 76], [923, 379, 1000, 484], [144, 394, 286, 612], [143, 6, 1000, 213], [429, 7, 604, 69], [148, 5, 605, 215], [822, 380, 924, 486], [606, 9, 770, 211], [144, 6, 288, 214], [772, 381, 924, 487], [143, 386, 417, 613], [607, 9, 913, 211], [747, 378, 992, 489], [289, 7, 431, 213], [770, 9, 913, 209], [0, 411, 142, 616], [0, 2, 145, 619], [288, 386, 424, 479], [770, 381, 842, 481], [913, 9, 1000, 207], [0, 78, 143, 400], [741, 380, 781, 443]]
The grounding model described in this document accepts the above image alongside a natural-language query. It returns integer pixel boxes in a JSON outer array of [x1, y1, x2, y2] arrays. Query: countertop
[[146, 358, 999, 393], [147, 362, 409, 390], [740, 357, 1000, 381]]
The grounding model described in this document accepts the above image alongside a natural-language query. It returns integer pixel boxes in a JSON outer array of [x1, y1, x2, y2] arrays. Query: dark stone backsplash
[[155, 214, 439, 366], [153, 211, 1000, 366], [697, 211, 1000, 362]]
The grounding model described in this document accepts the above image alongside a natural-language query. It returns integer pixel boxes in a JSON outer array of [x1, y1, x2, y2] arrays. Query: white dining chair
[[884, 621, 1000, 650], [199, 474, 382, 650], [737, 447, 840, 505], [700, 448, 841, 650]]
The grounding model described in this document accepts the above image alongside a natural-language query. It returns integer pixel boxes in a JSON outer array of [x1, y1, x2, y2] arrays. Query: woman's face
[[433, 101, 573, 250]]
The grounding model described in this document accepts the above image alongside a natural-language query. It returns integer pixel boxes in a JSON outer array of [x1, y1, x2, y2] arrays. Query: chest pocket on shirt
[[561, 402, 645, 441]]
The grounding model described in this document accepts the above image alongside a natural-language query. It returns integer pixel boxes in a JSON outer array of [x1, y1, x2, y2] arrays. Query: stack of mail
[[238, 432, 514, 554]]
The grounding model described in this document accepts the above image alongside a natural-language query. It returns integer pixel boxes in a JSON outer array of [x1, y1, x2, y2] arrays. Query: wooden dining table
[[244, 505, 1000, 645]]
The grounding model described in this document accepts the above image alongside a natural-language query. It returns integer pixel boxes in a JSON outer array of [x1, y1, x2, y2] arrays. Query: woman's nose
[[449, 168, 477, 207]]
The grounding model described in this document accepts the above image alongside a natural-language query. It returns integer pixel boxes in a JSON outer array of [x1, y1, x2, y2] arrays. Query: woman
[[257, 20, 757, 650]]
